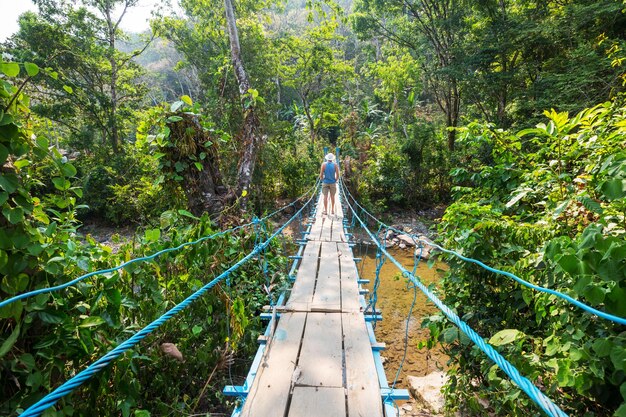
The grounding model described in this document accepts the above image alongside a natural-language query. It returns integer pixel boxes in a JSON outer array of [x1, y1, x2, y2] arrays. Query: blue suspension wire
[[1, 182, 320, 310], [340, 180, 626, 326], [365, 224, 387, 329], [339, 183, 568, 417], [19, 184, 320, 417], [384, 237, 422, 411]]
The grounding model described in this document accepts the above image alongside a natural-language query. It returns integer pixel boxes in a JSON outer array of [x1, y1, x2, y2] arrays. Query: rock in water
[[397, 234, 417, 246], [161, 343, 184, 362], [407, 372, 447, 413]]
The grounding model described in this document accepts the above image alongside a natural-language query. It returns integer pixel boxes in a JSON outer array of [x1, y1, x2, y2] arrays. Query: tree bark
[[165, 114, 229, 217], [224, 0, 263, 204]]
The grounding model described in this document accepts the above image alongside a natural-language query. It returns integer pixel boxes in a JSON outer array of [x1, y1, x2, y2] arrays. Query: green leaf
[[592, 338, 613, 357], [0, 113, 14, 126], [181, 95, 193, 105], [489, 329, 524, 346], [552, 200, 570, 218], [166, 115, 183, 123], [0, 299, 22, 320], [177, 209, 200, 220], [611, 345, 626, 372], [0, 324, 20, 359], [583, 286, 604, 305], [36, 136, 49, 149], [106, 289, 122, 307], [505, 189, 529, 208], [557, 254, 579, 275], [134, 410, 151, 417], [13, 159, 30, 169], [0, 143, 8, 165], [578, 225, 601, 250], [194, 162, 203, 171], [0, 123, 18, 141], [38, 311, 64, 324], [0, 173, 19, 193], [0, 250, 7, 270], [60, 163, 77, 177], [556, 360, 574, 387], [63, 85, 73, 94], [24, 62, 39, 77], [79, 316, 106, 328], [615, 403, 626, 417], [577, 196, 603, 214], [572, 275, 591, 295], [192, 325, 202, 335], [0, 62, 20, 77], [442, 327, 458, 343], [600, 179, 626, 201], [144, 228, 160, 242], [52, 177, 71, 191], [2, 206, 24, 224]]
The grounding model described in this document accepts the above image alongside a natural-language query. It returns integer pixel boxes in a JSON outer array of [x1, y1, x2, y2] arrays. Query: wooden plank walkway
[[240, 192, 385, 417]]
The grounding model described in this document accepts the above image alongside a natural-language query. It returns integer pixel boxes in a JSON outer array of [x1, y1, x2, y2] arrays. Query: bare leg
[[330, 191, 336, 214], [323, 192, 328, 214]]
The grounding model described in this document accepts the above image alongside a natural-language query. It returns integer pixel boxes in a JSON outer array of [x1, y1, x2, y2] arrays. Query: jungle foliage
[[428, 104, 626, 416], [1, 0, 626, 415]]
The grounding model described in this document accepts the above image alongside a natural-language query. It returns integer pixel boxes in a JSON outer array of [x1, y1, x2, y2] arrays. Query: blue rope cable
[[366, 224, 386, 328], [258, 218, 273, 306], [339, 180, 626, 326], [339, 183, 568, 417], [20, 184, 320, 417], [384, 238, 422, 411], [1, 182, 320, 310]]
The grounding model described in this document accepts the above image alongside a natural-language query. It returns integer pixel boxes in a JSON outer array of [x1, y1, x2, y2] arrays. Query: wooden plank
[[297, 312, 343, 387], [337, 242, 360, 313], [308, 218, 323, 242], [288, 387, 346, 417], [241, 312, 307, 417], [287, 241, 321, 311], [306, 194, 324, 241], [311, 242, 341, 310], [343, 312, 384, 417], [330, 196, 346, 242], [320, 216, 332, 242]]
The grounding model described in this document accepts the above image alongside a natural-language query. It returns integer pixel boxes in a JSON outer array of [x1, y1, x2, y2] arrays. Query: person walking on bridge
[[320, 153, 339, 215]]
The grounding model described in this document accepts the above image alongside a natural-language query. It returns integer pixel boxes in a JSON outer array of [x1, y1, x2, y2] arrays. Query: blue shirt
[[323, 161, 337, 184]]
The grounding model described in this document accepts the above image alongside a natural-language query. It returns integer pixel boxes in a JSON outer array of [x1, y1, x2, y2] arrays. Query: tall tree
[[277, 20, 353, 143], [223, 0, 263, 200], [6, 0, 149, 152], [354, 0, 466, 150]]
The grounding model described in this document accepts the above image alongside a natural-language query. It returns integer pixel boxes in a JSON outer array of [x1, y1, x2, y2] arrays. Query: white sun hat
[[325, 153, 336, 161]]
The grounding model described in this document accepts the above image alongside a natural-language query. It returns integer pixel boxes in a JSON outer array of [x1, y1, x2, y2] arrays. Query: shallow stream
[[353, 244, 448, 389]]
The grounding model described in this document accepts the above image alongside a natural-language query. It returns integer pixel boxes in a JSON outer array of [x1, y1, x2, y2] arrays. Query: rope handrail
[[0, 181, 319, 309], [19, 182, 320, 417], [339, 183, 568, 417], [340, 180, 626, 326]]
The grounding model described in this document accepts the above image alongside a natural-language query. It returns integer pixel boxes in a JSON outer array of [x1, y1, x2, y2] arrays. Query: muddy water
[[354, 244, 448, 389]]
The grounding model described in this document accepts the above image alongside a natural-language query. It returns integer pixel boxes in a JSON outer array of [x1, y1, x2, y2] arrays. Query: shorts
[[322, 183, 337, 197]]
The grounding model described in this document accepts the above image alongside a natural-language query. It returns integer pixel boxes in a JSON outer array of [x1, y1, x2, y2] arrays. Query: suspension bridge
[[3, 151, 626, 417], [223, 188, 403, 417]]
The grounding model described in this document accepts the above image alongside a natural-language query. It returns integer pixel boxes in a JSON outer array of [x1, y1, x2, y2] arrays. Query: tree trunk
[[224, 0, 263, 204], [103, 3, 120, 153], [165, 114, 229, 217], [300, 93, 316, 143]]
